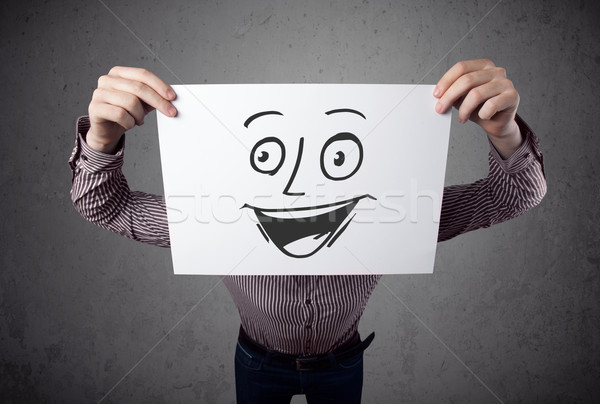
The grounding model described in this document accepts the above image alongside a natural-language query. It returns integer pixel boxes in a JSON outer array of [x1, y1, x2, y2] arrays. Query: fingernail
[[435, 102, 443, 113], [433, 87, 440, 97], [168, 106, 177, 117], [167, 89, 176, 100]]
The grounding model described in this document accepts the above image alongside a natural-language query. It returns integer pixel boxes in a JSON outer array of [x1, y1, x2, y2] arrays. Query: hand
[[434, 59, 522, 159], [86, 66, 177, 153]]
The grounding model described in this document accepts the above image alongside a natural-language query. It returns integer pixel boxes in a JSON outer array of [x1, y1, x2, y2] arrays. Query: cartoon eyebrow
[[244, 111, 284, 128], [325, 108, 366, 120]]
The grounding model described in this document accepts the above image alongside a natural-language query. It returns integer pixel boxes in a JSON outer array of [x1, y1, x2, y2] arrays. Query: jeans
[[234, 337, 364, 404]]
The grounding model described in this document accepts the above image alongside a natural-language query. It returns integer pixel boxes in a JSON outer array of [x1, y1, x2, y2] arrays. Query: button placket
[[303, 277, 316, 354]]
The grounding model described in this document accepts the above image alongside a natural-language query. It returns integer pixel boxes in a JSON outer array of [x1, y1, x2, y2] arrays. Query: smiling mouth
[[241, 194, 376, 258]]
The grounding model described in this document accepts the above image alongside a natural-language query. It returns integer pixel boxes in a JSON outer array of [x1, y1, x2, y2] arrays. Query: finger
[[108, 66, 176, 101], [93, 88, 146, 125], [434, 59, 496, 98], [436, 68, 502, 113], [98, 75, 176, 117], [478, 89, 519, 121], [89, 101, 136, 132], [456, 79, 508, 123]]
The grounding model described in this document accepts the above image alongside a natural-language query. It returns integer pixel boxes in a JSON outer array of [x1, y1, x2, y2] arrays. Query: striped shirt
[[69, 115, 546, 355]]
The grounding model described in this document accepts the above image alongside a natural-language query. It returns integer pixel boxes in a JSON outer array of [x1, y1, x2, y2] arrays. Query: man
[[69, 59, 546, 403]]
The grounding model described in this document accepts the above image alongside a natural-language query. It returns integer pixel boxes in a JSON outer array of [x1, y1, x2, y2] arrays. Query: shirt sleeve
[[437, 114, 547, 242], [69, 116, 171, 248]]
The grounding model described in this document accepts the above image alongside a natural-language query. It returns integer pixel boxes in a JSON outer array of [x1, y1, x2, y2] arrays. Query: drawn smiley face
[[241, 109, 376, 259]]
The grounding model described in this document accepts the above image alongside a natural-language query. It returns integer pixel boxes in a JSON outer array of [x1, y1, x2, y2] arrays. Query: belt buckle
[[295, 356, 320, 371]]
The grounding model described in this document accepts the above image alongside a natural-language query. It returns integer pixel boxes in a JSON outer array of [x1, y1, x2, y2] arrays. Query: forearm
[[486, 118, 523, 159], [438, 115, 546, 242], [69, 117, 171, 247]]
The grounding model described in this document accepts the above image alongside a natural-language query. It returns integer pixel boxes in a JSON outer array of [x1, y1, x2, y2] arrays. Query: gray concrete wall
[[1, 0, 598, 402]]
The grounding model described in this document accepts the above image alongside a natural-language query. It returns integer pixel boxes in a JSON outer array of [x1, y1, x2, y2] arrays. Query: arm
[[70, 67, 178, 247], [69, 116, 171, 247], [437, 115, 546, 242], [433, 59, 547, 242]]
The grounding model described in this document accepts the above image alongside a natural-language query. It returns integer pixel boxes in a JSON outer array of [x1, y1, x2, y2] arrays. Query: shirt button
[[305, 298, 312, 305], [306, 324, 312, 329], [81, 154, 88, 161]]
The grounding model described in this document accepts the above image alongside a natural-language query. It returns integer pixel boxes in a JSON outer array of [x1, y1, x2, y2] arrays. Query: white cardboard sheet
[[157, 84, 451, 275]]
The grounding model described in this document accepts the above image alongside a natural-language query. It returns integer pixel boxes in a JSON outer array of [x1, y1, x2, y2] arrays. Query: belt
[[238, 326, 375, 372]]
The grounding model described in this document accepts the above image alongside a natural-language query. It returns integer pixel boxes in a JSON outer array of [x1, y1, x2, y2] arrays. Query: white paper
[[157, 84, 451, 275]]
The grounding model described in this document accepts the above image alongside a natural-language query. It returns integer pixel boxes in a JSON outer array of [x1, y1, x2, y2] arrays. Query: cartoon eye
[[250, 137, 286, 175], [320, 132, 363, 181]]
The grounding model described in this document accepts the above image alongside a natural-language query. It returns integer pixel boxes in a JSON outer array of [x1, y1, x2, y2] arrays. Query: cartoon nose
[[283, 137, 306, 196]]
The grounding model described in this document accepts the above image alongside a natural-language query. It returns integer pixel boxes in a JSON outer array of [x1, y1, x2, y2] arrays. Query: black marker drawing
[[242, 194, 376, 258], [320, 132, 363, 181], [242, 108, 376, 259], [244, 110, 284, 128], [282, 137, 305, 196], [324, 108, 367, 120], [250, 137, 286, 175]]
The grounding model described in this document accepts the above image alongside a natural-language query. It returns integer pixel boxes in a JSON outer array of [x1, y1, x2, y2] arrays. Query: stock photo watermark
[[165, 179, 441, 225]]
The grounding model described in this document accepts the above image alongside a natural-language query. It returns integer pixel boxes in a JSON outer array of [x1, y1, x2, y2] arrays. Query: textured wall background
[[1, 0, 599, 403]]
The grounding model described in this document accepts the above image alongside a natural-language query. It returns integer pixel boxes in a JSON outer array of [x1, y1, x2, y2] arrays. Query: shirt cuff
[[69, 116, 125, 174], [488, 114, 545, 175]]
